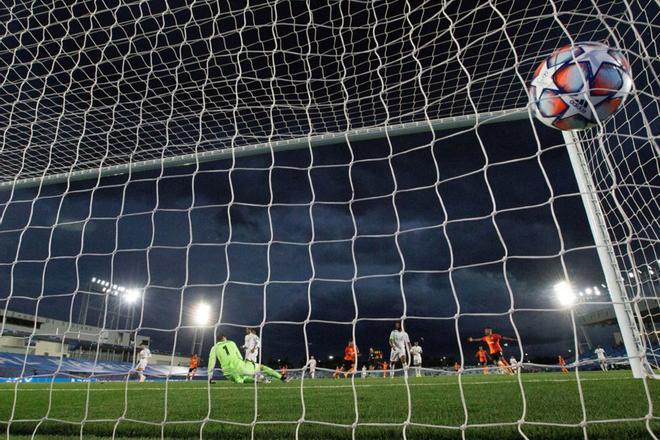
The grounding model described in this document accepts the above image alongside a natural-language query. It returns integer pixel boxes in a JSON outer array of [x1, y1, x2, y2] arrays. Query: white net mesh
[[0, 0, 658, 439]]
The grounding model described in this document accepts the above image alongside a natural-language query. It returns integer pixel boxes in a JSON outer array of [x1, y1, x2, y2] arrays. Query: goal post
[[562, 129, 647, 379], [0, 108, 529, 191]]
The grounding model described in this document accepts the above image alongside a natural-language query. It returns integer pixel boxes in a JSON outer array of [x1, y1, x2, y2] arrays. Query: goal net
[[0, 0, 658, 438]]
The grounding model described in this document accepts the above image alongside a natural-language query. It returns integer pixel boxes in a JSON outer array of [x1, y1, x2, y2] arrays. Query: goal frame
[[1, 107, 653, 380], [0, 108, 527, 191], [562, 130, 649, 379]]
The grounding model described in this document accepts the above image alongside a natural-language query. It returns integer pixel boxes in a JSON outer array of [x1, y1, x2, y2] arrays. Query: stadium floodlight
[[91, 277, 96, 283], [192, 302, 212, 327], [328, 355, 334, 360], [554, 282, 577, 307], [628, 272, 635, 279], [124, 289, 141, 304], [585, 288, 593, 295]]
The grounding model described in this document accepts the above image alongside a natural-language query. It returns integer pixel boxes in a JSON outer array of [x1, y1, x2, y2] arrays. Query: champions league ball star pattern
[[529, 42, 633, 131]]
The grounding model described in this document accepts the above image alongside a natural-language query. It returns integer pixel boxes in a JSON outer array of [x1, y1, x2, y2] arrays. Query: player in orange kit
[[468, 328, 516, 374], [187, 353, 200, 381], [476, 346, 489, 375], [341, 340, 358, 378], [558, 355, 569, 373]]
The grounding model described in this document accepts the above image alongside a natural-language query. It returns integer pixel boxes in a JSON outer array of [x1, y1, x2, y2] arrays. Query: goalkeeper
[[207, 333, 288, 384]]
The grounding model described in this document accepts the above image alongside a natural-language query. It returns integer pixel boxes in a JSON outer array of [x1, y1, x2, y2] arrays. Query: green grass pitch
[[1, 370, 658, 439]]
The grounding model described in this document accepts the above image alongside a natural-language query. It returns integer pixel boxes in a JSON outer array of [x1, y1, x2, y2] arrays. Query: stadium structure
[[0, 308, 194, 382]]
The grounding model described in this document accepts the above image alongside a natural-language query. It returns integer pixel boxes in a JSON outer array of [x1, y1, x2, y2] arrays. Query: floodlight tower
[[78, 277, 141, 331], [121, 288, 142, 330], [191, 302, 212, 355]]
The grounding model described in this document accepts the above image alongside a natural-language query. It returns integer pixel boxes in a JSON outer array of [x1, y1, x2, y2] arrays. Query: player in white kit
[[306, 356, 317, 379], [509, 356, 518, 373], [242, 328, 261, 363], [388, 321, 411, 378], [594, 346, 607, 371], [410, 341, 423, 377], [135, 344, 151, 383]]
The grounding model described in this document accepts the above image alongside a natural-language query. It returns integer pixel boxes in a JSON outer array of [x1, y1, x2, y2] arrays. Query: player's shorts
[[413, 356, 422, 366], [489, 351, 504, 363], [188, 367, 197, 373], [245, 351, 258, 363], [477, 361, 487, 367], [224, 360, 259, 383], [342, 358, 355, 371], [390, 348, 405, 362], [136, 359, 148, 371]]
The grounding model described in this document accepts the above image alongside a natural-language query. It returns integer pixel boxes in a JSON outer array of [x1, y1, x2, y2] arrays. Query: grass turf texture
[[0, 370, 658, 439]]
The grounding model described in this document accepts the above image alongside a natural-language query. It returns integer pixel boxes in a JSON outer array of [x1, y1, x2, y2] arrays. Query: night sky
[[0, 0, 655, 367]]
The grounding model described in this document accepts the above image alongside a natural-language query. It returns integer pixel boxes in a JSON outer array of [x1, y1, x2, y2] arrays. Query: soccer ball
[[529, 42, 632, 131]]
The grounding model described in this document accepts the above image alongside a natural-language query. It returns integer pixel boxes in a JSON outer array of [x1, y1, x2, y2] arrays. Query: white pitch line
[[0, 375, 636, 393]]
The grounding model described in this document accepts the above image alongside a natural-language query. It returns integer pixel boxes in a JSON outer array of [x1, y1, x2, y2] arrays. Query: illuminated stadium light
[[628, 272, 635, 279], [123, 289, 141, 304], [554, 281, 577, 307], [328, 355, 334, 360], [192, 302, 212, 326], [585, 287, 593, 295], [594, 287, 602, 296], [90, 277, 136, 300]]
